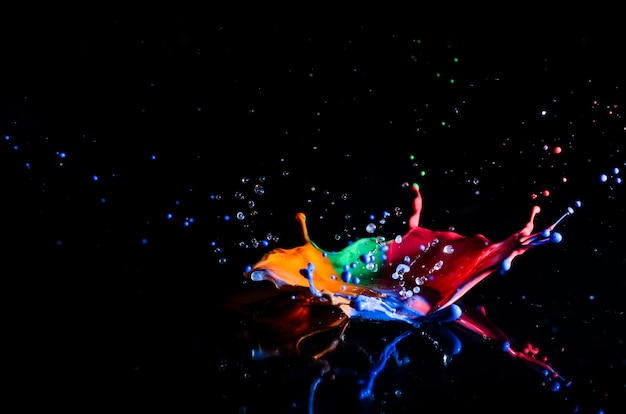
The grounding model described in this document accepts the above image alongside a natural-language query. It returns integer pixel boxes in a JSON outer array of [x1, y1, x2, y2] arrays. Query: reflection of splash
[[226, 287, 570, 412], [228, 184, 579, 410]]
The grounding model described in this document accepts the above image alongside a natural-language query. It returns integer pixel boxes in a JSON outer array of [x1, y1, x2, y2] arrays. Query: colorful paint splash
[[230, 183, 581, 410]]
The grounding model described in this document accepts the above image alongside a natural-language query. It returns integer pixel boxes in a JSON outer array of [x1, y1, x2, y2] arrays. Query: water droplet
[[443, 245, 454, 254], [431, 260, 443, 272]]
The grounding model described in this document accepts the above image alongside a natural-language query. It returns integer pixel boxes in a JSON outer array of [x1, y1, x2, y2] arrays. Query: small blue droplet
[[501, 257, 512, 272], [341, 270, 352, 283]]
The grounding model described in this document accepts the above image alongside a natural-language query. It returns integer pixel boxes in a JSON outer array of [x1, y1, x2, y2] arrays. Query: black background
[[2, 7, 625, 413]]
